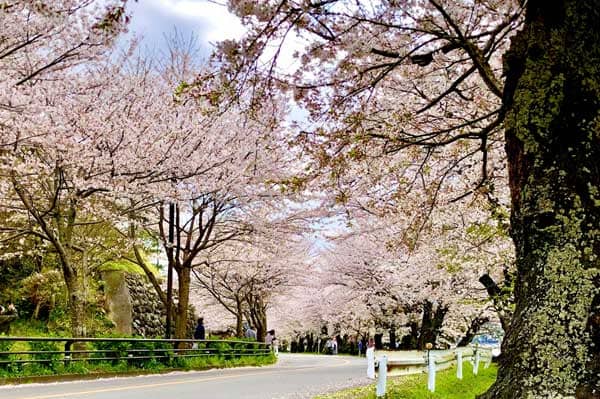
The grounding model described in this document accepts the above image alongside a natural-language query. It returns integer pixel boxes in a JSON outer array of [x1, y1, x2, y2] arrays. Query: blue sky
[[125, 0, 244, 56]]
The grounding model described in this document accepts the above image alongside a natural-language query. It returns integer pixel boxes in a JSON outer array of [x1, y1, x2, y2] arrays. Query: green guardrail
[[0, 336, 272, 368]]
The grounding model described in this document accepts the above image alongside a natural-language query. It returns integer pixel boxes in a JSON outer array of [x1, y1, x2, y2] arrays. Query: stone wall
[[103, 270, 195, 338], [125, 273, 166, 337]]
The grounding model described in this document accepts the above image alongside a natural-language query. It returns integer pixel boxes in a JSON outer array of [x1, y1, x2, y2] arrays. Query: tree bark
[[174, 266, 191, 340], [63, 267, 86, 338], [388, 327, 396, 350], [417, 300, 448, 350], [246, 293, 268, 342], [481, 1, 600, 397], [235, 299, 243, 338]]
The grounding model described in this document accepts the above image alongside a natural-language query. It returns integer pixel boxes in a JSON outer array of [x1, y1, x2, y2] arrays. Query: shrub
[[92, 339, 132, 365], [29, 340, 62, 370], [0, 336, 14, 370]]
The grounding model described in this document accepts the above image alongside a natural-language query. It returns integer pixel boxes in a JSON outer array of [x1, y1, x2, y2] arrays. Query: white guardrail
[[371, 345, 494, 397]]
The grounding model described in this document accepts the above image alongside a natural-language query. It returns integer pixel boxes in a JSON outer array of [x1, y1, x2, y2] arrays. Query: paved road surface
[[0, 354, 370, 399]]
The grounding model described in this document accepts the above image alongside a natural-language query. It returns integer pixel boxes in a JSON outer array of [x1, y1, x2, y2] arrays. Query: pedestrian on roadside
[[358, 339, 363, 357], [265, 329, 278, 355], [245, 325, 257, 340], [265, 329, 275, 345], [193, 317, 205, 349]]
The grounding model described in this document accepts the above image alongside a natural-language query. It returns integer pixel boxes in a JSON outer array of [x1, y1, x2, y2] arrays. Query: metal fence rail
[[0, 336, 272, 367], [371, 345, 494, 397]]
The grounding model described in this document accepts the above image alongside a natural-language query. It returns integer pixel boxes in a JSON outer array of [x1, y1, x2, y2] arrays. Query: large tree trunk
[[246, 293, 268, 342], [388, 326, 396, 350], [417, 300, 448, 350], [482, 1, 600, 397], [235, 299, 243, 338], [63, 267, 86, 338], [174, 267, 191, 340]]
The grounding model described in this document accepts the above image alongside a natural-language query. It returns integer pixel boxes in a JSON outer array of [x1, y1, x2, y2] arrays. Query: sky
[[125, 0, 245, 56]]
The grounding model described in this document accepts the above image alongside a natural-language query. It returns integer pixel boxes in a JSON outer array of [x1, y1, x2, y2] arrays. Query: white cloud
[[126, 0, 244, 53]]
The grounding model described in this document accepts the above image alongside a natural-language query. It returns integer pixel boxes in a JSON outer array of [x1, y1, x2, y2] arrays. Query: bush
[[92, 339, 132, 365], [20, 270, 67, 321], [29, 340, 62, 370], [0, 336, 14, 370]]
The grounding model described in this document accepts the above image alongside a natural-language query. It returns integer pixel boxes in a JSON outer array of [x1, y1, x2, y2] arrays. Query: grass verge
[[0, 352, 277, 382], [315, 362, 497, 399]]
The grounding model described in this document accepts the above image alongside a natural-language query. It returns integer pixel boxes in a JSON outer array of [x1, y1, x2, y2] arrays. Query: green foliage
[[0, 335, 13, 369], [465, 221, 507, 241], [10, 319, 51, 336], [435, 245, 467, 274], [19, 270, 67, 320], [28, 340, 61, 369], [92, 338, 132, 365], [315, 363, 497, 399], [0, 256, 39, 305], [47, 307, 70, 334]]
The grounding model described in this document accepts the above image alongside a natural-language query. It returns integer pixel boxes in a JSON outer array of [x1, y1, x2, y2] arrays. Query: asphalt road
[[0, 354, 370, 399]]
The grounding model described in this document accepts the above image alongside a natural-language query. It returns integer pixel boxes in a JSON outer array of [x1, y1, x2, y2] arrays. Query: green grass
[[315, 362, 497, 399], [0, 353, 277, 380]]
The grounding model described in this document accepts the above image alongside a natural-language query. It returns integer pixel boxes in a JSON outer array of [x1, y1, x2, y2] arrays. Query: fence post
[[473, 346, 480, 375], [427, 350, 436, 392], [376, 355, 387, 397], [64, 340, 73, 366], [456, 350, 463, 380], [367, 346, 375, 379]]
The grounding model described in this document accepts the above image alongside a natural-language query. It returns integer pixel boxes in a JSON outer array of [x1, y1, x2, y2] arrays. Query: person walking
[[265, 329, 278, 355], [245, 325, 257, 340], [194, 318, 205, 339]]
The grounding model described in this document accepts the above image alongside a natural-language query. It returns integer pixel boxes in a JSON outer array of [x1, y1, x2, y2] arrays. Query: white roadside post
[[456, 349, 463, 380], [426, 343, 435, 392], [366, 345, 375, 379], [473, 345, 480, 375], [376, 355, 388, 398], [485, 349, 492, 369]]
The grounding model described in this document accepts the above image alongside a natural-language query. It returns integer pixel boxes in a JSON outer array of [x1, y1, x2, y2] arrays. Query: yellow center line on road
[[15, 358, 353, 399]]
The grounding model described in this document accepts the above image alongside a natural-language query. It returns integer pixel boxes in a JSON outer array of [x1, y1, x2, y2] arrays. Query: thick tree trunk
[[247, 294, 268, 342], [388, 327, 396, 350], [417, 300, 448, 350], [63, 269, 86, 338], [481, 1, 600, 397], [235, 300, 243, 338], [175, 267, 191, 340]]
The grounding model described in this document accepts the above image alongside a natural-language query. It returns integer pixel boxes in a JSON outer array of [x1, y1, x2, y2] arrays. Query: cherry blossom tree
[[191, 209, 312, 340], [214, 1, 599, 396], [0, 0, 135, 337], [0, 0, 130, 149]]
